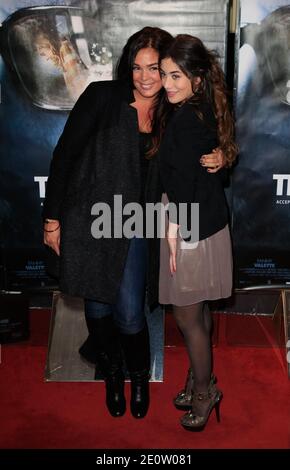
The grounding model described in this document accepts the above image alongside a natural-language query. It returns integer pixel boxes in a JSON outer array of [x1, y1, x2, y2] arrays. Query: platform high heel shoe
[[173, 368, 194, 410], [180, 382, 222, 431], [173, 369, 216, 411]]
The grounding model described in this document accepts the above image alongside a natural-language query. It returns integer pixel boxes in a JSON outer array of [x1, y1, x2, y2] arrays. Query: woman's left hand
[[200, 147, 225, 173], [167, 221, 179, 274]]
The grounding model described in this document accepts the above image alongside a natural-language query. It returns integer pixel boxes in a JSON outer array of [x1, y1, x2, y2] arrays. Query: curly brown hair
[[149, 34, 237, 166]]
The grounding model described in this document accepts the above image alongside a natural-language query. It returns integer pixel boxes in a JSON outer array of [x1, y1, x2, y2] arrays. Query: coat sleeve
[[164, 112, 216, 224], [42, 82, 102, 220]]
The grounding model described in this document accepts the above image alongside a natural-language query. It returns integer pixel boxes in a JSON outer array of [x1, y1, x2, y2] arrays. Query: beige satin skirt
[[159, 195, 233, 306]]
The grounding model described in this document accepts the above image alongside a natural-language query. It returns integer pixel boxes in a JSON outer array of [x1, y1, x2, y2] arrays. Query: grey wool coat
[[43, 80, 162, 307]]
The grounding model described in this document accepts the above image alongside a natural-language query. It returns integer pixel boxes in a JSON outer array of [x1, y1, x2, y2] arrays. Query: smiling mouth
[[139, 84, 155, 89]]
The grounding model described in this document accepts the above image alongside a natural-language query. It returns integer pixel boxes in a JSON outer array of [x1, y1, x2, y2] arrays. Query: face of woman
[[132, 48, 162, 99], [160, 57, 200, 104]]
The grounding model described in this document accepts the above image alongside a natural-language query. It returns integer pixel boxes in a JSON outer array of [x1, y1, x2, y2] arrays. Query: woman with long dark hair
[[157, 34, 237, 430], [43, 27, 224, 420]]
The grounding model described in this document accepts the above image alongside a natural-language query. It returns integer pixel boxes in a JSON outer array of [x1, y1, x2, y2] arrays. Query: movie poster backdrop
[[232, 0, 290, 287], [0, 0, 229, 290]]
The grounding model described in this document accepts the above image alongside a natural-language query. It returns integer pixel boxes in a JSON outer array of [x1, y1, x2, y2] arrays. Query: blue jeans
[[85, 237, 148, 334]]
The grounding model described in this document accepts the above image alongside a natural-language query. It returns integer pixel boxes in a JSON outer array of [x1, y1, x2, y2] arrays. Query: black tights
[[173, 302, 212, 392]]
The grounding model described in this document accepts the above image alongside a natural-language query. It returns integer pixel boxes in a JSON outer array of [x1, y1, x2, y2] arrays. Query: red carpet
[[0, 309, 289, 449]]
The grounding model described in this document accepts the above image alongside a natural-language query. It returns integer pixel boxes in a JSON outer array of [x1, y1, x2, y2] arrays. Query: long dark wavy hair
[[116, 27, 172, 135], [150, 34, 237, 165]]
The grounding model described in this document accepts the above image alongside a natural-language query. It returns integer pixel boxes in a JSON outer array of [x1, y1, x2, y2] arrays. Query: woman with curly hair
[[156, 34, 237, 431]]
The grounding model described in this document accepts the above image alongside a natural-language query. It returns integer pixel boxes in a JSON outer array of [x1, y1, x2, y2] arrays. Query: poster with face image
[[0, 0, 229, 290], [232, 0, 290, 287]]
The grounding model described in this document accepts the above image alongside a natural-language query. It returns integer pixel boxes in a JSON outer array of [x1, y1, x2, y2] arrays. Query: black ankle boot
[[105, 373, 126, 417], [96, 351, 126, 418], [80, 316, 126, 417], [120, 324, 151, 419], [130, 369, 150, 419]]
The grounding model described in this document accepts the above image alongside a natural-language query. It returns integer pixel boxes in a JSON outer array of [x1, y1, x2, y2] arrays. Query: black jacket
[[43, 80, 162, 306], [158, 101, 229, 241]]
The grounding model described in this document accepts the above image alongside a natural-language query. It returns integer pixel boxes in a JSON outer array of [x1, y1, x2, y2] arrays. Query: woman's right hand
[[43, 220, 61, 256], [167, 221, 179, 275]]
